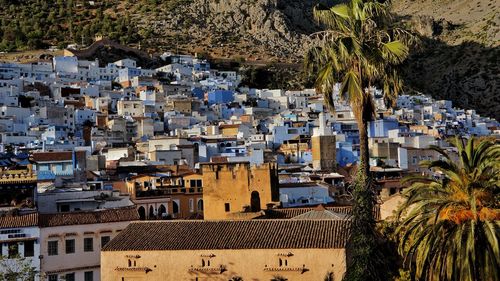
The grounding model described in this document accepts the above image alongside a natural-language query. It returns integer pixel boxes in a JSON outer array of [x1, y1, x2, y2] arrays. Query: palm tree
[[396, 137, 500, 281], [305, 1, 414, 280], [306, 0, 414, 177]]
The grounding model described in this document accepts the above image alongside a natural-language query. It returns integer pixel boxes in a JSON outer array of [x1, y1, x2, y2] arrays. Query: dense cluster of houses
[[0, 52, 498, 281]]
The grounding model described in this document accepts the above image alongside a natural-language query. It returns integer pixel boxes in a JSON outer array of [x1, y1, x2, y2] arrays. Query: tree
[[0, 254, 37, 281], [396, 137, 500, 281], [305, 1, 415, 280]]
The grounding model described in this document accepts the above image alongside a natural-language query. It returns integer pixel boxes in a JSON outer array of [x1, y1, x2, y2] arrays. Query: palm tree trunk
[[353, 101, 370, 180], [358, 118, 370, 179]]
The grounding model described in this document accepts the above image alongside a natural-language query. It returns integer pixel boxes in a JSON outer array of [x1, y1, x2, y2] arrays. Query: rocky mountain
[[135, 0, 337, 62], [391, 0, 499, 120]]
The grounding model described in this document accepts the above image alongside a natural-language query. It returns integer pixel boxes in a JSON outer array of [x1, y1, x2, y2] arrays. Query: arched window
[[197, 199, 204, 211], [158, 204, 167, 218], [149, 206, 155, 219], [173, 201, 179, 214], [250, 191, 261, 212], [138, 206, 146, 220]]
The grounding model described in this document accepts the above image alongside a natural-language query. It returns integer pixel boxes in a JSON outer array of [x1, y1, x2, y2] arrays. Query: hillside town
[[0, 49, 498, 281]]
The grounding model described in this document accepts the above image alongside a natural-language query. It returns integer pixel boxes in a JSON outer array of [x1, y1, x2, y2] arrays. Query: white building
[[0, 212, 41, 281], [39, 207, 138, 281]]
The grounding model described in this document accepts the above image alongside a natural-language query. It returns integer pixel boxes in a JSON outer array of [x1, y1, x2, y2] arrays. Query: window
[[24, 240, 34, 257], [84, 271, 93, 281], [225, 203, 230, 212], [101, 236, 111, 248], [66, 239, 75, 254], [48, 241, 58, 256], [65, 273, 75, 281], [48, 274, 57, 281], [84, 237, 93, 252], [60, 204, 70, 212], [8, 242, 18, 258]]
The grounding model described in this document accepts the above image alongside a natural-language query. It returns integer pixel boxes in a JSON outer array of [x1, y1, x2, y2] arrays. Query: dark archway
[[158, 204, 166, 218], [138, 206, 146, 220], [149, 205, 155, 219], [173, 201, 179, 214], [250, 191, 261, 212], [197, 199, 204, 211]]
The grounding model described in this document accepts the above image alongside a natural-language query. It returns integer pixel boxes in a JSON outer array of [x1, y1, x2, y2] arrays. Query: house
[[32, 151, 87, 187], [0, 212, 40, 281], [117, 100, 144, 117], [101, 219, 351, 281], [39, 207, 139, 281], [124, 172, 203, 220], [398, 147, 442, 175], [368, 118, 399, 138], [207, 90, 234, 105], [279, 136, 311, 164], [279, 182, 335, 208]]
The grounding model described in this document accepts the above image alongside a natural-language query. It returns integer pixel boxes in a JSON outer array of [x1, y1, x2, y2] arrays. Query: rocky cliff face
[[137, 0, 337, 61], [392, 0, 499, 120]]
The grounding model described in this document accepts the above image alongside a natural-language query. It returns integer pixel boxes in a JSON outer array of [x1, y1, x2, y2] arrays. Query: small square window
[[65, 273, 75, 281], [101, 236, 111, 248], [66, 239, 75, 254], [48, 241, 58, 256], [84, 237, 93, 252], [84, 271, 93, 281], [48, 274, 57, 281]]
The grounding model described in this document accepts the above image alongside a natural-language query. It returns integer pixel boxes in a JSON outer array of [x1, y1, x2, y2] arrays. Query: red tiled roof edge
[[0, 212, 39, 229], [39, 206, 139, 227]]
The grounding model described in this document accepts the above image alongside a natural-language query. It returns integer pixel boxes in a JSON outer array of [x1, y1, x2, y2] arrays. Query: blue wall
[[368, 119, 399, 138], [207, 90, 234, 105]]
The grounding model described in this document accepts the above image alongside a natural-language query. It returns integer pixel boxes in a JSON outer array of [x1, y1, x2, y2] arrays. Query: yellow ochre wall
[[101, 248, 346, 281], [201, 163, 279, 220]]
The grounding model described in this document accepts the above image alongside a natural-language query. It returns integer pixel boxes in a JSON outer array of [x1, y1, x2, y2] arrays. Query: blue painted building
[[368, 119, 399, 138], [192, 87, 205, 100], [32, 151, 86, 185], [336, 141, 359, 167], [207, 90, 234, 105]]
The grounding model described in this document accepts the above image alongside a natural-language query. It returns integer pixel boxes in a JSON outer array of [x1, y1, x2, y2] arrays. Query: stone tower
[[312, 113, 336, 171]]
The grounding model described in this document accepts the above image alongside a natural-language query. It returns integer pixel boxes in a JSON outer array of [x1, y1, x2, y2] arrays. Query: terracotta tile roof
[[32, 151, 73, 162], [290, 205, 351, 220], [262, 207, 353, 219], [103, 219, 351, 251], [38, 207, 139, 227], [0, 212, 38, 228], [263, 206, 381, 220]]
